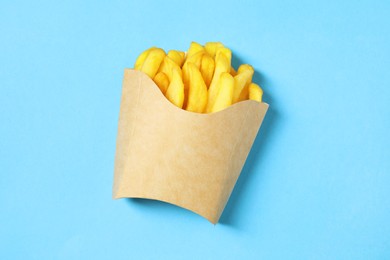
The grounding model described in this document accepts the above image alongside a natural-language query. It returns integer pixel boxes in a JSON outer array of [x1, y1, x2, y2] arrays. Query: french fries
[[153, 72, 169, 94], [187, 42, 204, 59], [137, 48, 165, 78], [185, 63, 208, 113], [167, 50, 185, 67], [210, 72, 234, 113], [165, 69, 184, 108], [233, 64, 254, 103], [200, 54, 215, 87], [134, 47, 154, 70], [249, 83, 263, 102], [206, 48, 231, 113], [133, 42, 264, 113], [205, 42, 224, 58]]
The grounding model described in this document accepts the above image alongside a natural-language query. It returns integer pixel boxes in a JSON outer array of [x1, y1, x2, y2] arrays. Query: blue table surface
[[1, 0, 389, 259]]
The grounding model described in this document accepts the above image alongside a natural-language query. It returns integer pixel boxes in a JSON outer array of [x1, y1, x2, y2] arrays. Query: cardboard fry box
[[113, 69, 268, 224]]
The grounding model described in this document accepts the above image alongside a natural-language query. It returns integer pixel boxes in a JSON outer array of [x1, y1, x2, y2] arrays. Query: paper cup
[[113, 69, 268, 223]]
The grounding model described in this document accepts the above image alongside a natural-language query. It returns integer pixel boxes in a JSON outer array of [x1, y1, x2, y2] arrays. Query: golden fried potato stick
[[205, 42, 224, 58], [167, 50, 185, 67], [200, 53, 215, 87], [215, 47, 232, 64], [165, 69, 184, 108], [158, 56, 182, 81], [185, 63, 208, 113], [140, 48, 166, 78], [186, 42, 204, 59], [134, 47, 156, 70], [249, 83, 263, 102], [153, 72, 169, 94], [182, 50, 205, 95], [232, 64, 254, 103], [185, 50, 205, 68], [237, 64, 252, 74], [210, 72, 234, 113], [181, 50, 204, 105], [206, 49, 231, 112], [205, 42, 235, 79], [181, 62, 190, 107]]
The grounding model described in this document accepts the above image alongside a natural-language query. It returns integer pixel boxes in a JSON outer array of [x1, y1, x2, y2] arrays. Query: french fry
[[160, 56, 185, 108], [215, 47, 232, 64], [210, 72, 234, 113], [232, 64, 254, 103], [205, 42, 224, 58], [158, 56, 182, 81], [184, 50, 205, 69], [206, 50, 231, 112], [140, 48, 166, 78], [249, 83, 263, 102], [181, 62, 191, 108], [238, 64, 252, 74], [153, 72, 169, 94], [185, 63, 208, 113], [165, 69, 184, 108], [167, 50, 185, 67], [187, 42, 204, 59], [182, 50, 206, 96], [134, 47, 155, 70], [200, 53, 215, 87]]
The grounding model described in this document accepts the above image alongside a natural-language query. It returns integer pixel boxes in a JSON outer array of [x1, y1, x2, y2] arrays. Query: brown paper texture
[[113, 69, 268, 224]]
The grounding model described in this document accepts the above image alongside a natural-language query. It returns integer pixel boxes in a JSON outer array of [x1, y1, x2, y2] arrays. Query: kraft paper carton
[[113, 69, 268, 223]]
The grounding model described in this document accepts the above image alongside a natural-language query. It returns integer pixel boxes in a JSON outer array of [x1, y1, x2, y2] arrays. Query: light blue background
[[1, 0, 389, 259]]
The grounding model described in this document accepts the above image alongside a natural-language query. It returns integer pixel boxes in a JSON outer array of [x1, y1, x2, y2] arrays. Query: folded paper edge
[[113, 195, 221, 224]]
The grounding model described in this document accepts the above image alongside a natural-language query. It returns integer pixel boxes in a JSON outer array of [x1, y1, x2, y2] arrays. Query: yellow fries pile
[[134, 42, 263, 113]]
